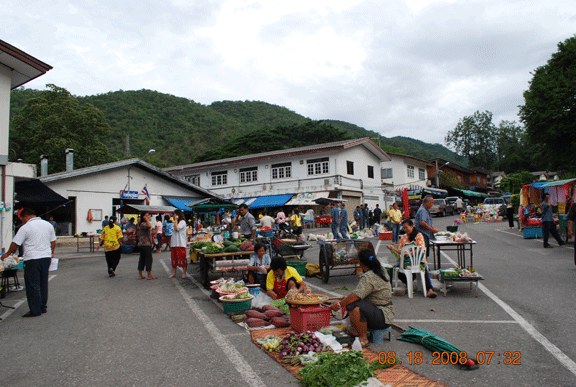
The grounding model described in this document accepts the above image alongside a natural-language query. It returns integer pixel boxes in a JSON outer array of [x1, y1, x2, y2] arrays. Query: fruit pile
[[243, 305, 290, 328], [278, 331, 326, 358]]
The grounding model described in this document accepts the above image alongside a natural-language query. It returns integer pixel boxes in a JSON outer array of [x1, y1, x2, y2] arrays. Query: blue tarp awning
[[163, 196, 201, 211], [248, 194, 294, 209]]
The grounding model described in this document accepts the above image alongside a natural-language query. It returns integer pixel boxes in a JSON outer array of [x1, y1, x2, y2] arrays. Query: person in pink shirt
[[276, 209, 287, 231], [154, 215, 163, 253]]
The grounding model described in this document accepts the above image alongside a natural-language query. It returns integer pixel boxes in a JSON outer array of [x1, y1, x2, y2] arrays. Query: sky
[[3, 0, 575, 146]]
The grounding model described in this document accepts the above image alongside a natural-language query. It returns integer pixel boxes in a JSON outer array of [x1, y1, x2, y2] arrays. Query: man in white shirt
[[260, 211, 275, 229], [1, 208, 56, 317]]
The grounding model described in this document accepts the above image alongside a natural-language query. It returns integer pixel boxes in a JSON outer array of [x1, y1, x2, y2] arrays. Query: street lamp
[[142, 149, 155, 160], [435, 161, 449, 188]]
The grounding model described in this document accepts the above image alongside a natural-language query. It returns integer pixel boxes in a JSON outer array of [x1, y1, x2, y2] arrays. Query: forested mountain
[[9, 87, 463, 168]]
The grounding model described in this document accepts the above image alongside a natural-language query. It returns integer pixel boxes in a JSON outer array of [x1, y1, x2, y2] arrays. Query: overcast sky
[[4, 0, 575, 145]]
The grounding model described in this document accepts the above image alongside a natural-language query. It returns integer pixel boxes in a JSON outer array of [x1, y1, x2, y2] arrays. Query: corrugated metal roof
[[249, 194, 294, 209], [39, 158, 228, 202], [164, 137, 391, 173]]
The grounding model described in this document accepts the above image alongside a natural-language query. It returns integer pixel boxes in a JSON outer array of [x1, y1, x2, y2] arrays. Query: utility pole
[[125, 134, 131, 157]]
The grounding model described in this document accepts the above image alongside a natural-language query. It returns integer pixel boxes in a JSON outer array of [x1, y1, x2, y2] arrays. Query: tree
[[498, 171, 534, 194], [445, 111, 497, 170], [519, 35, 576, 174], [10, 84, 116, 173]]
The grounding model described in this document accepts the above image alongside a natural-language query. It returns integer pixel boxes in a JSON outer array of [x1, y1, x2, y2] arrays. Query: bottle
[[352, 337, 362, 351]]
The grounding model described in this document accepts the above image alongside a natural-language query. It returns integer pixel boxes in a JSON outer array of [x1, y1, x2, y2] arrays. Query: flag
[[120, 182, 128, 196], [141, 184, 150, 205]]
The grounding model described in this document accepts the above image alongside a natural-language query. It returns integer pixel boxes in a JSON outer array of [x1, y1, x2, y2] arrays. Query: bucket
[[232, 231, 239, 240], [223, 231, 230, 239]]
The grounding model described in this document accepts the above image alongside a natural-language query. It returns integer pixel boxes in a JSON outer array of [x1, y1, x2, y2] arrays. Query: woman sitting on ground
[[246, 242, 271, 287], [265, 256, 306, 299], [330, 248, 394, 347], [386, 218, 437, 298]]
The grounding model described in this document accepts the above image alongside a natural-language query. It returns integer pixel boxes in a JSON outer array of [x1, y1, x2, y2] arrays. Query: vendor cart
[[317, 240, 374, 282], [558, 215, 575, 243], [271, 234, 311, 260], [198, 250, 253, 288]]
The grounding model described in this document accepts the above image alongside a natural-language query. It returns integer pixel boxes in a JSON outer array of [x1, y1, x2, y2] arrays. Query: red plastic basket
[[289, 305, 331, 333], [379, 232, 392, 240]]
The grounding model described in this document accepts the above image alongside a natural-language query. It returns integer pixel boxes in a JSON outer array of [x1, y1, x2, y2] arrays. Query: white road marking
[[440, 251, 576, 377], [395, 319, 518, 324], [159, 260, 265, 387], [495, 229, 574, 249], [374, 239, 382, 255], [306, 282, 345, 298]]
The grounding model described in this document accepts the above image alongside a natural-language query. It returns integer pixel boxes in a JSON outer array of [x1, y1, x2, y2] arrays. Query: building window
[[272, 162, 291, 180], [368, 165, 374, 179], [407, 165, 415, 178], [239, 167, 258, 183], [187, 174, 200, 186], [381, 168, 393, 179], [211, 171, 227, 186], [419, 168, 425, 180], [307, 157, 329, 175], [346, 161, 354, 175], [457, 175, 462, 182]]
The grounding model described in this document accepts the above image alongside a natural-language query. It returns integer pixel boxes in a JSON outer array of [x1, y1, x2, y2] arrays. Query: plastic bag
[[252, 292, 273, 308], [314, 331, 343, 352]]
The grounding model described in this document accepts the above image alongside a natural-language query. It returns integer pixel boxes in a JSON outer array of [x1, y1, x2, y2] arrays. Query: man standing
[[339, 202, 349, 239], [1, 208, 56, 317], [541, 193, 564, 248], [330, 202, 340, 240], [454, 197, 464, 213], [260, 211, 275, 229], [362, 204, 369, 228], [101, 215, 110, 229], [414, 195, 439, 257], [373, 204, 382, 225], [237, 203, 256, 241], [353, 206, 361, 227]]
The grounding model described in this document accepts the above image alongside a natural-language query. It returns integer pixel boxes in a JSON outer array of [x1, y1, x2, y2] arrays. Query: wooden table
[[430, 240, 477, 270], [198, 250, 253, 287], [76, 234, 100, 253]]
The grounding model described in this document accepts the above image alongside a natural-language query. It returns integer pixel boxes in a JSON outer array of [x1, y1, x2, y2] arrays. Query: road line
[[495, 229, 574, 249], [159, 260, 265, 387], [394, 319, 518, 324], [307, 282, 344, 297], [374, 239, 382, 255], [440, 251, 576, 377]]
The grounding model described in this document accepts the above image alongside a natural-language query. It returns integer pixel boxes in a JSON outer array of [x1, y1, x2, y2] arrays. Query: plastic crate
[[523, 226, 542, 239], [286, 261, 307, 277], [289, 305, 331, 333], [379, 232, 392, 240], [221, 298, 252, 313]]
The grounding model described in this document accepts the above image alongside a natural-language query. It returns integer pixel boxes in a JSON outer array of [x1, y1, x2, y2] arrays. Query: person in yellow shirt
[[96, 216, 123, 277], [388, 202, 403, 242], [289, 209, 303, 240], [265, 257, 306, 299]]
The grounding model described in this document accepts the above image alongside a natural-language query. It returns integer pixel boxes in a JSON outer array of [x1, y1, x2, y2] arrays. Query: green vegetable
[[299, 351, 373, 387], [270, 298, 290, 316], [223, 245, 240, 252], [222, 241, 235, 247], [204, 245, 223, 254]]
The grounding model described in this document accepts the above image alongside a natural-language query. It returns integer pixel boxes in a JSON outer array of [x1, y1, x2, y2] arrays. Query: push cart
[[558, 215, 575, 243], [271, 234, 311, 260], [198, 250, 253, 288], [317, 239, 374, 282]]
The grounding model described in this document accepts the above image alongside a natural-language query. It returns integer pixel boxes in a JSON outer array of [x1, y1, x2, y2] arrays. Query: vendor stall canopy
[[119, 204, 176, 214], [186, 198, 238, 213], [454, 188, 489, 198], [15, 179, 68, 207]]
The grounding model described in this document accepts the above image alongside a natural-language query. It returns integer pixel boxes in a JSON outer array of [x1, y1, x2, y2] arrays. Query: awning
[[15, 179, 68, 207], [285, 191, 330, 206], [120, 204, 176, 214], [164, 196, 202, 211], [248, 194, 294, 209], [540, 178, 576, 187], [455, 188, 489, 198], [313, 197, 347, 206]]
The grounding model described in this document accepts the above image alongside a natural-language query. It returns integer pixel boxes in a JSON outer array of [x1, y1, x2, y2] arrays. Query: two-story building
[[164, 138, 391, 221], [381, 152, 432, 189]]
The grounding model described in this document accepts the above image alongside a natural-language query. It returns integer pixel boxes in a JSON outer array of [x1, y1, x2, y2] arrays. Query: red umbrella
[[402, 188, 410, 218]]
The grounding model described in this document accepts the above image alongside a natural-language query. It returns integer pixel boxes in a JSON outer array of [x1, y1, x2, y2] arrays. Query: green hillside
[[9, 87, 463, 168]]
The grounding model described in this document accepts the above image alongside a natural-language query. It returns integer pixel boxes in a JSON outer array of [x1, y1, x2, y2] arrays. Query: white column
[[0, 64, 12, 252]]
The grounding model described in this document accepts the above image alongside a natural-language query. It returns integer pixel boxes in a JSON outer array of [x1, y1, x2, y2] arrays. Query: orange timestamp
[[378, 351, 521, 366]]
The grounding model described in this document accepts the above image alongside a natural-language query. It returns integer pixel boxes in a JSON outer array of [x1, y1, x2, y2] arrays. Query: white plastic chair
[[393, 243, 427, 298]]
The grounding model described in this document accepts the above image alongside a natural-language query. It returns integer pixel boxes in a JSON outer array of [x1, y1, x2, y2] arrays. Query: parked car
[[430, 199, 455, 217], [445, 196, 463, 213]]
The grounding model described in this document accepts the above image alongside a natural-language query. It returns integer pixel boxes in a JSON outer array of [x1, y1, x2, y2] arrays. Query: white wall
[[382, 156, 429, 188], [44, 166, 205, 234]]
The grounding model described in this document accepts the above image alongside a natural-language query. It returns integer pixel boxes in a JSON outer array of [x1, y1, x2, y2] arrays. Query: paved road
[[1, 220, 575, 386]]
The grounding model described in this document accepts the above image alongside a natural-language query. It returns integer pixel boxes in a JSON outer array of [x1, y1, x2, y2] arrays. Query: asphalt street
[[1, 219, 575, 387]]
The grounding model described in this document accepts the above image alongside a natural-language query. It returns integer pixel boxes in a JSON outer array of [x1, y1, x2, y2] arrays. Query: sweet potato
[[245, 318, 269, 327], [271, 317, 291, 328], [262, 305, 281, 312], [264, 309, 286, 319], [245, 310, 267, 319]]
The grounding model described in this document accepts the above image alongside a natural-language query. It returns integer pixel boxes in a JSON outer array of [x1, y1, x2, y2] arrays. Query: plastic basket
[[289, 305, 331, 333], [247, 287, 261, 297], [379, 232, 392, 240], [220, 298, 252, 313], [286, 261, 307, 277], [523, 226, 542, 239]]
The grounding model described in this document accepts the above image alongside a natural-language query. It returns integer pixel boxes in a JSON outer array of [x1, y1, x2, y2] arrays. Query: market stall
[[317, 240, 375, 282]]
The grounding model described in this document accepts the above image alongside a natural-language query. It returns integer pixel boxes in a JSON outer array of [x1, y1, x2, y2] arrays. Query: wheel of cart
[[317, 240, 375, 282], [271, 234, 311, 260], [558, 216, 574, 244]]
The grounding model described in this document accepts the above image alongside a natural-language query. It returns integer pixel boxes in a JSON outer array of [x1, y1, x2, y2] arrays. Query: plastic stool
[[368, 327, 392, 344]]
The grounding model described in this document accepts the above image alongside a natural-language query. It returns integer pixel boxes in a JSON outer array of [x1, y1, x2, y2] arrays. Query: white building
[[0, 40, 52, 250], [40, 159, 228, 234], [165, 138, 392, 220], [381, 152, 432, 190]]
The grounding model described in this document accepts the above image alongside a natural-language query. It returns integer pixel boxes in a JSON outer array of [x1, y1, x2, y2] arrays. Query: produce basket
[[289, 305, 331, 333], [286, 261, 307, 277], [219, 295, 254, 313], [379, 231, 392, 240]]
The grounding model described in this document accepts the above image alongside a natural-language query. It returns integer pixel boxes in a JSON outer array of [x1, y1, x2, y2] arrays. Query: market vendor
[[265, 256, 306, 299], [246, 242, 271, 287], [237, 203, 256, 241], [330, 248, 394, 347], [386, 218, 437, 298]]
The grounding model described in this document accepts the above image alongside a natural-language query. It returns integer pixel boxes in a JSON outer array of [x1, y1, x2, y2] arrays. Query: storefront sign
[[120, 190, 139, 199]]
